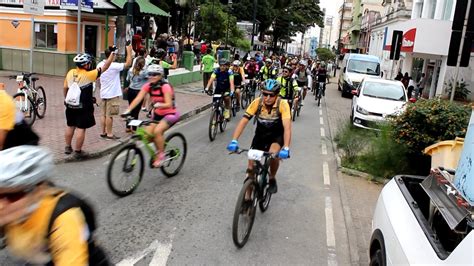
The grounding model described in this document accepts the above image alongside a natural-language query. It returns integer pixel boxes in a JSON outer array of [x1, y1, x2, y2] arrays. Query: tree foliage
[[316, 48, 336, 62]]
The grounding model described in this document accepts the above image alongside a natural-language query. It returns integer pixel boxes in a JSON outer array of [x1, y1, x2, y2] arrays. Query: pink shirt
[[142, 82, 177, 116]]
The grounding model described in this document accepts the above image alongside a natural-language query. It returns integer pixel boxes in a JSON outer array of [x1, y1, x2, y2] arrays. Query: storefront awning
[[109, 0, 170, 17]]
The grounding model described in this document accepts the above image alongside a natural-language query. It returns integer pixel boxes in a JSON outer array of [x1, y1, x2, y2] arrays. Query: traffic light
[[389, 30, 403, 60]]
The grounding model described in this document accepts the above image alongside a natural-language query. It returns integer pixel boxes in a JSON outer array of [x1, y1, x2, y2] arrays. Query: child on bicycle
[[122, 64, 180, 167]]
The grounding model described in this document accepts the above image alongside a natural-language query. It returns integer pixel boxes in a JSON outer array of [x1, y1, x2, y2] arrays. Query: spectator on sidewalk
[[194, 39, 202, 64], [125, 57, 148, 132], [155, 48, 177, 79], [97, 44, 133, 140], [417, 73, 427, 98], [201, 48, 216, 92], [200, 41, 207, 56], [401, 72, 409, 89], [132, 29, 143, 54], [407, 77, 415, 99], [64, 52, 115, 158]]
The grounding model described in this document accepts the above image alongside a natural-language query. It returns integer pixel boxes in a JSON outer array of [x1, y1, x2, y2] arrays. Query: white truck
[[370, 168, 474, 265]]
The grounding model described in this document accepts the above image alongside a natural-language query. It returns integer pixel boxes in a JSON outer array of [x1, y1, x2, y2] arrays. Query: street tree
[[316, 48, 336, 62]]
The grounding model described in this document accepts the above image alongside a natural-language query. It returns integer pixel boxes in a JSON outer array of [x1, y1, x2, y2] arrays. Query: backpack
[[65, 71, 82, 107], [46, 192, 109, 266]]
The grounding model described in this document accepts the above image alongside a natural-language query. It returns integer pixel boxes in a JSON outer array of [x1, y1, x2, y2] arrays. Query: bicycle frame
[[130, 124, 182, 162]]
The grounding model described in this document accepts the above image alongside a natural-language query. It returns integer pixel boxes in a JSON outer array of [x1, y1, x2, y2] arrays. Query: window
[[35, 23, 57, 49], [442, 0, 454, 20]]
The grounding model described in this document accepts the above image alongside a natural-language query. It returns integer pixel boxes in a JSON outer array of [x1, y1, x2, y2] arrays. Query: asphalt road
[[0, 94, 351, 265]]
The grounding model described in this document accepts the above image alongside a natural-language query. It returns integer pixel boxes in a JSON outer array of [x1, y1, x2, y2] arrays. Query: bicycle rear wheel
[[208, 109, 218, 141], [232, 179, 257, 248], [35, 86, 47, 119], [106, 143, 144, 197], [317, 90, 322, 107], [13, 92, 36, 126], [161, 132, 187, 177]]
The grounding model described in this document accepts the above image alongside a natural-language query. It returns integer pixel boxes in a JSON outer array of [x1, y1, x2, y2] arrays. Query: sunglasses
[[262, 92, 277, 98], [0, 190, 29, 203], [283, 70, 290, 73]]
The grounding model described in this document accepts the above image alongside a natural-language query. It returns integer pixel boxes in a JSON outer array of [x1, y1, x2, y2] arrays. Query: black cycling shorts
[[251, 134, 283, 152]]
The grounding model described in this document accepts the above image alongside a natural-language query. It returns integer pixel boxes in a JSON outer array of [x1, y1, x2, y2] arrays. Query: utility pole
[[251, 0, 257, 48], [335, 0, 346, 76]]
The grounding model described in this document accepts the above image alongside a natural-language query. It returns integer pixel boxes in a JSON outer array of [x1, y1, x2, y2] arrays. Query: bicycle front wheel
[[208, 109, 218, 141], [258, 176, 272, 212], [161, 132, 187, 177], [13, 92, 36, 126], [35, 86, 47, 118], [241, 90, 249, 109], [232, 179, 257, 248], [106, 144, 144, 197]]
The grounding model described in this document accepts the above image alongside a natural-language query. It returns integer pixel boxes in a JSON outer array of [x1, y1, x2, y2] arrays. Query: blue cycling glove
[[227, 140, 239, 152], [278, 147, 290, 159]]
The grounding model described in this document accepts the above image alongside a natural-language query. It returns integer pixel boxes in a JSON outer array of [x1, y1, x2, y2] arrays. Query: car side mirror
[[351, 90, 358, 96]]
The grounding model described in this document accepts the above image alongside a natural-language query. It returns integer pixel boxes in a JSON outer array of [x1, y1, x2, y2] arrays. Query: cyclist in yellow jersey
[[227, 79, 292, 194], [231, 60, 246, 111], [258, 58, 278, 81], [0, 146, 109, 265], [277, 65, 300, 109]]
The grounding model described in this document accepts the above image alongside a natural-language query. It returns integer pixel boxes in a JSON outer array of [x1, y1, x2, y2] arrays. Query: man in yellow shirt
[[0, 83, 15, 150], [227, 79, 292, 194]]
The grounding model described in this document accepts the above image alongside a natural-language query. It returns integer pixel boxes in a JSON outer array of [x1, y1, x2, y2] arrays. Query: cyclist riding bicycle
[[277, 65, 300, 109], [316, 63, 330, 96], [292, 60, 312, 102], [122, 64, 180, 168], [205, 58, 235, 120], [258, 58, 278, 81], [227, 79, 292, 194], [0, 146, 109, 265], [244, 57, 259, 80], [231, 60, 246, 111]]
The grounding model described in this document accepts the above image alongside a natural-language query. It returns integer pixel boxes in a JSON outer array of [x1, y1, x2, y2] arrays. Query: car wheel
[[370, 249, 385, 266]]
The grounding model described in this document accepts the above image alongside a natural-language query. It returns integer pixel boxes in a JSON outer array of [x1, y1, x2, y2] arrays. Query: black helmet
[[156, 48, 166, 59]]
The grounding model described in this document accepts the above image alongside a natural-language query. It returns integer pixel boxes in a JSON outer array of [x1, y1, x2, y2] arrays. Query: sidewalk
[[324, 74, 383, 265], [0, 71, 211, 163]]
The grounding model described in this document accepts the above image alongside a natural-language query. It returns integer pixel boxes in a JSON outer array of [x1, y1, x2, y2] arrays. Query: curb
[[322, 95, 361, 266], [55, 103, 213, 164]]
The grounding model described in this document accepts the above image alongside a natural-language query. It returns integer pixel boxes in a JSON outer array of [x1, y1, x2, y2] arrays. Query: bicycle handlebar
[[230, 148, 278, 159]]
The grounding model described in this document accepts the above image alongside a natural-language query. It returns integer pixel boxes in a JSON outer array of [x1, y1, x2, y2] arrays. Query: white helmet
[[73, 53, 92, 66], [298, 60, 308, 67], [0, 146, 54, 188], [232, 60, 241, 66], [147, 64, 164, 75]]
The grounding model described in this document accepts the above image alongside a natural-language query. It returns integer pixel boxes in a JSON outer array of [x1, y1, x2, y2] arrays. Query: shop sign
[[60, 0, 93, 12], [23, 0, 45, 15]]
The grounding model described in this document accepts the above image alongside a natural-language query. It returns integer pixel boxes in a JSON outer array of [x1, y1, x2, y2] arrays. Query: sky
[[303, 0, 344, 41]]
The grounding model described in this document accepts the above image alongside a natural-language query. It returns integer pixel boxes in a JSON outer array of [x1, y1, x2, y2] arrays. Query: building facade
[[347, 0, 384, 52], [336, 0, 353, 53], [369, 0, 474, 99], [359, 10, 381, 54]]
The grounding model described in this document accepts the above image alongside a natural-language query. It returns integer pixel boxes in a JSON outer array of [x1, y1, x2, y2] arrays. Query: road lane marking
[[320, 128, 325, 138], [326, 197, 338, 266], [320, 117, 324, 125], [322, 142, 328, 155], [116, 240, 163, 266], [319, 109, 323, 116], [149, 242, 173, 266], [323, 162, 330, 185]]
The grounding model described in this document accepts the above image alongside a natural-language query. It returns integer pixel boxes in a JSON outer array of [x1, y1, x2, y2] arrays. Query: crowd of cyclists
[[0, 41, 332, 264]]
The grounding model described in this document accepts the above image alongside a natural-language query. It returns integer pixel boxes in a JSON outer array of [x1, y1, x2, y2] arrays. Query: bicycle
[[231, 91, 238, 117], [292, 90, 302, 122], [106, 116, 187, 197], [8, 72, 47, 126], [240, 80, 254, 109], [208, 93, 228, 141], [315, 81, 325, 107], [231, 148, 277, 248]]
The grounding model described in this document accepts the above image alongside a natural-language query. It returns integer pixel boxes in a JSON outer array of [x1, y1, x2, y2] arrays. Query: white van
[[338, 54, 381, 97]]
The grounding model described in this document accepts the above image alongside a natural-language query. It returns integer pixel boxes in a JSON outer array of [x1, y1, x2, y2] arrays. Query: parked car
[[338, 53, 381, 97], [370, 172, 473, 265], [350, 78, 407, 129]]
